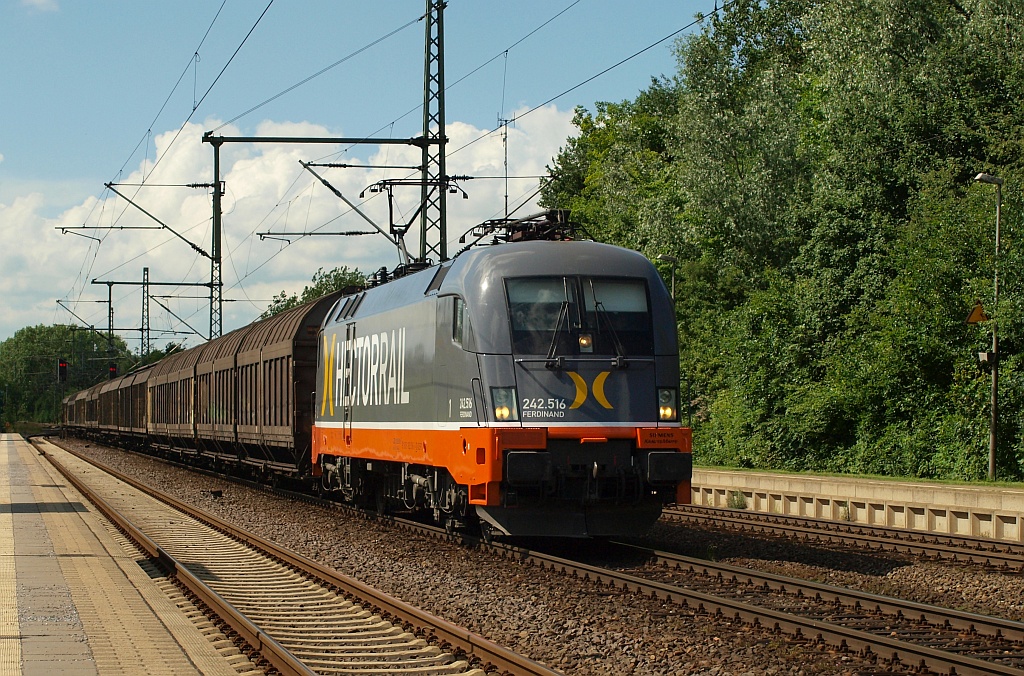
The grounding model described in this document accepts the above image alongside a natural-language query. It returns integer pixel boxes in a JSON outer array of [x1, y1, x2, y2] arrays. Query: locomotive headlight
[[492, 387, 520, 421], [657, 387, 678, 421], [578, 333, 594, 353]]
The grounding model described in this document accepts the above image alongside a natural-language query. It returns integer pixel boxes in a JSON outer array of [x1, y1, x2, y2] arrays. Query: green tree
[[260, 266, 365, 319], [0, 325, 129, 424], [542, 0, 1024, 480]]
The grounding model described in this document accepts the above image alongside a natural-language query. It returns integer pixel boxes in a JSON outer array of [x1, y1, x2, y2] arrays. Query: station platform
[[0, 433, 244, 676]]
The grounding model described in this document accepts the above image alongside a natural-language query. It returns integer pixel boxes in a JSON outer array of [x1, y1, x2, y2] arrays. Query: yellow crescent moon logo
[[593, 371, 613, 409], [568, 372, 588, 409]]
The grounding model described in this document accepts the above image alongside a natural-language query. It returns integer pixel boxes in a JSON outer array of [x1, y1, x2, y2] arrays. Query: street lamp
[[656, 253, 688, 426], [975, 172, 1003, 481], [656, 254, 678, 301]]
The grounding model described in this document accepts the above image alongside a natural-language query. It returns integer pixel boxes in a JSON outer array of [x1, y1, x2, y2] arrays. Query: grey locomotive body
[[314, 239, 691, 537]]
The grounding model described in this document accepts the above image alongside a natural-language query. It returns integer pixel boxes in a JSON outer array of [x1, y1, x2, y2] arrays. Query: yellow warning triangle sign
[[966, 303, 989, 324]]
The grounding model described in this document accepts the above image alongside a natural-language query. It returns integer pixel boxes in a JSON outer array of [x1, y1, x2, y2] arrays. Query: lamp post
[[656, 253, 688, 425], [656, 254, 678, 300], [975, 172, 1003, 481]]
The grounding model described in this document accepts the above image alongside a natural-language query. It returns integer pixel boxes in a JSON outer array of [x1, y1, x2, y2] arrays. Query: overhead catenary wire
[[214, 0, 681, 299], [63, 0, 265, 331], [292, 1, 723, 261], [444, 1, 736, 162], [200, 0, 594, 299], [74, 1, 231, 239], [111, 5, 226, 185], [101, 0, 274, 236], [125, 0, 276, 193], [189, 9, 435, 310], [213, 0, 585, 215], [74, 1, 722, 344], [75, 2, 277, 339], [210, 14, 426, 134]]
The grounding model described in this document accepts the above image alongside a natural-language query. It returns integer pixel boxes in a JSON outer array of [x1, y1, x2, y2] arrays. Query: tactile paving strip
[[0, 437, 22, 676]]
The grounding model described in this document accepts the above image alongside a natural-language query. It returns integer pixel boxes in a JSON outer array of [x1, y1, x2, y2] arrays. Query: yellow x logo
[[567, 371, 613, 409]]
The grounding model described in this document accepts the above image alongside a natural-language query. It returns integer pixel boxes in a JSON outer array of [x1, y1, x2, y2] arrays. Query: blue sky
[[0, 0, 710, 348]]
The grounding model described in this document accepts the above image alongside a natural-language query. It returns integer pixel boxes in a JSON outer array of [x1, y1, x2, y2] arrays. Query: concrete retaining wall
[[692, 469, 1024, 543]]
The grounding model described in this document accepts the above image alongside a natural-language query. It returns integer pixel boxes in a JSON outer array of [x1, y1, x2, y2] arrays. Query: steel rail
[[664, 505, 1024, 571], [607, 540, 1024, 642], [36, 444, 315, 676], [669, 504, 1024, 552], [44, 440, 557, 676], [486, 543, 1024, 676], [331, 508, 1024, 675], [55, 437, 1022, 674]]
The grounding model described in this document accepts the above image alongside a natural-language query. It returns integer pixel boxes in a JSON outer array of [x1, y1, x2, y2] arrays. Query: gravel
[[634, 521, 1024, 623], [62, 439, 1022, 675]]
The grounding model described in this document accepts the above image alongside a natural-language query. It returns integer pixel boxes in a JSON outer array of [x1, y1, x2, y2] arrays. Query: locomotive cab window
[[453, 297, 467, 346], [506, 276, 653, 356]]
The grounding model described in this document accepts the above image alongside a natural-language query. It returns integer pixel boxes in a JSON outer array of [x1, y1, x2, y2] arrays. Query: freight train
[[62, 212, 692, 538]]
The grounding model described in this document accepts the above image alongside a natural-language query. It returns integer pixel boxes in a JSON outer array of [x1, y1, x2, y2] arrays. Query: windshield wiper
[[545, 300, 570, 369], [595, 301, 628, 369]]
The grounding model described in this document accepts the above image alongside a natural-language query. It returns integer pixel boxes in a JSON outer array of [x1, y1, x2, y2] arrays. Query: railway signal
[[57, 357, 68, 382]]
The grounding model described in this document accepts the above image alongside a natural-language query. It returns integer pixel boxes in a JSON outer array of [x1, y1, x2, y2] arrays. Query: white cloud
[[21, 0, 58, 12], [0, 107, 576, 348]]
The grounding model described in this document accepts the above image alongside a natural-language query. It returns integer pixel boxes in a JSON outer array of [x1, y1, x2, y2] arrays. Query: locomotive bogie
[[317, 454, 472, 531]]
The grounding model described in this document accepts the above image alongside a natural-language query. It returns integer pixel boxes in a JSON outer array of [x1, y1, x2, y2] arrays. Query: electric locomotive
[[312, 216, 691, 538], [61, 212, 692, 538]]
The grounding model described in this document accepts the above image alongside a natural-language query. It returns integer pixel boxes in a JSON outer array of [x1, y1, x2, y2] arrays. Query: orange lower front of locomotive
[[311, 424, 692, 506]]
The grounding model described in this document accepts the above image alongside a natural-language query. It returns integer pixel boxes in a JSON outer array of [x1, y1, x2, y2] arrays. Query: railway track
[[35, 439, 557, 676], [664, 504, 1024, 572], [610, 541, 1024, 668], [486, 539, 1024, 675], [53, 436, 1024, 674], [313, 502, 1024, 674]]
